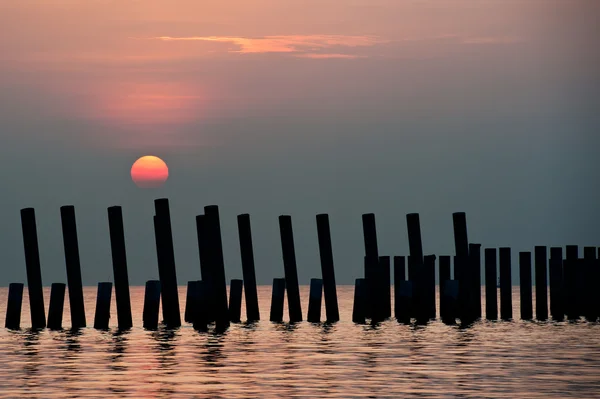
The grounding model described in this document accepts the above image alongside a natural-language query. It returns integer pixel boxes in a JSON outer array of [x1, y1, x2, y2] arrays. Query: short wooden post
[[534, 246, 548, 321], [396, 281, 413, 324], [499, 248, 513, 320], [307, 278, 323, 323], [441, 280, 459, 324], [519, 252, 533, 320], [193, 281, 209, 331], [379, 256, 392, 319], [94, 282, 112, 330], [352, 278, 367, 324], [229, 279, 243, 323], [484, 248, 498, 320], [5, 283, 24, 330], [549, 247, 564, 321], [394, 256, 406, 320], [439, 256, 451, 320], [269, 278, 286, 322], [47, 283, 66, 330], [143, 280, 161, 330], [184, 281, 201, 323]]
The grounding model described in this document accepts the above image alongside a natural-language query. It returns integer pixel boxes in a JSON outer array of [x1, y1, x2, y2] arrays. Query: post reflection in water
[[151, 328, 178, 399], [107, 330, 129, 396]]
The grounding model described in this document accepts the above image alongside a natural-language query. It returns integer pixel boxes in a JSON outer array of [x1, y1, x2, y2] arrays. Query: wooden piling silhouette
[[143, 280, 161, 330], [406, 213, 424, 263], [365, 255, 379, 320], [107, 206, 133, 330], [424, 254, 436, 319], [439, 256, 451, 320], [393, 256, 406, 321], [270, 278, 286, 322], [549, 247, 564, 321], [307, 278, 323, 323], [362, 213, 379, 318], [204, 205, 230, 330], [94, 282, 112, 330], [278, 215, 302, 323], [47, 283, 66, 330], [20, 208, 46, 329], [534, 246, 548, 321], [582, 247, 597, 322], [195, 215, 215, 322], [499, 248, 513, 320], [316, 214, 340, 323], [379, 256, 392, 319], [453, 213, 469, 322], [352, 278, 367, 324], [519, 252, 533, 320], [407, 255, 420, 318], [237, 214, 260, 322], [60, 205, 86, 329], [564, 245, 579, 319], [407, 213, 424, 318], [469, 244, 482, 320], [396, 281, 413, 324], [229, 279, 243, 323], [442, 280, 459, 323], [5, 283, 23, 330], [485, 248, 498, 320], [154, 199, 181, 328], [184, 281, 201, 323]]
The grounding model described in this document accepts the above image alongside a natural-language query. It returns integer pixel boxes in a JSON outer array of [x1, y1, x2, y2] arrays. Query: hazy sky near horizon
[[0, 0, 598, 287]]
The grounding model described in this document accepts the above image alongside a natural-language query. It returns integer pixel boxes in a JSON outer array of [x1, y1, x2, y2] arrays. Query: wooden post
[[484, 248, 498, 320], [184, 281, 201, 323], [93, 282, 112, 330], [143, 280, 161, 330], [5, 283, 23, 330], [20, 208, 46, 329], [549, 247, 564, 321], [439, 256, 451, 320], [469, 244, 482, 320], [519, 252, 533, 320], [583, 247, 597, 322], [453, 213, 469, 322], [362, 213, 378, 319], [107, 206, 133, 330], [316, 214, 340, 323], [379, 256, 391, 319], [424, 255, 436, 319], [195, 215, 215, 323], [406, 213, 424, 264], [396, 281, 413, 324], [565, 245, 579, 319], [394, 256, 406, 320], [278, 215, 302, 322], [154, 199, 181, 328], [442, 280, 459, 324], [47, 283, 66, 330], [204, 205, 230, 330], [193, 281, 209, 331], [60, 205, 86, 329], [237, 214, 260, 322], [352, 278, 367, 324], [307, 278, 323, 323], [534, 246, 548, 321], [499, 248, 513, 320], [269, 278, 286, 322], [229, 279, 243, 323]]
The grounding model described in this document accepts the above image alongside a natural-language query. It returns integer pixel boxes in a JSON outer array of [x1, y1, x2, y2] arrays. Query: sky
[[0, 0, 598, 287]]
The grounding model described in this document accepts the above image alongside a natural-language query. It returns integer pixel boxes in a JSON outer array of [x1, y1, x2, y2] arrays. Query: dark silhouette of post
[[5, 283, 23, 330], [534, 246, 548, 321], [204, 205, 230, 330], [47, 283, 66, 330], [184, 281, 201, 323], [365, 255, 379, 320], [229, 279, 243, 323], [20, 208, 46, 329], [484, 248, 498, 320], [193, 281, 209, 331], [396, 281, 413, 324], [237, 214, 260, 322], [352, 278, 367, 324], [143, 280, 161, 330], [549, 247, 564, 321], [107, 206, 133, 330], [406, 213, 424, 264], [362, 213, 378, 318], [565, 245, 579, 319], [469, 244, 482, 320], [424, 255, 436, 319], [154, 199, 181, 328], [379, 256, 392, 319], [316, 214, 340, 323], [307, 278, 323, 323], [196, 215, 215, 323], [439, 256, 451, 320], [278, 215, 302, 322], [394, 256, 406, 320], [583, 247, 597, 322], [442, 280, 459, 324], [60, 205, 86, 329], [270, 278, 286, 322], [452, 212, 469, 283], [499, 248, 513, 320], [519, 252, 533, 320], [94, 282, 112, 330]]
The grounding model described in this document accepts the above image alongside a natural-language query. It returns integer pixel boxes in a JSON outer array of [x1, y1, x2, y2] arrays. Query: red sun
[[131, 156, 169, 188]]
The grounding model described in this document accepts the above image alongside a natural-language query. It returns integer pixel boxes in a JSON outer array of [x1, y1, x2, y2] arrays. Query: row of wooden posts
[[4, 200, 600, 330]]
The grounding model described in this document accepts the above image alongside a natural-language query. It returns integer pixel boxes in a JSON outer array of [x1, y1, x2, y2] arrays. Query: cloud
[[148, 34, 388, 58], [462, 36, 524, 45]]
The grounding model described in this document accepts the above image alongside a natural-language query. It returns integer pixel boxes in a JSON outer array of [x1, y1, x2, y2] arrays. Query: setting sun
[[131, 155, 169, 188]]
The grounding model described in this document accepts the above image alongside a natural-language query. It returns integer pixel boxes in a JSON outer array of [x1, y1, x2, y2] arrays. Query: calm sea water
[[0, 286, 599, 398]]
